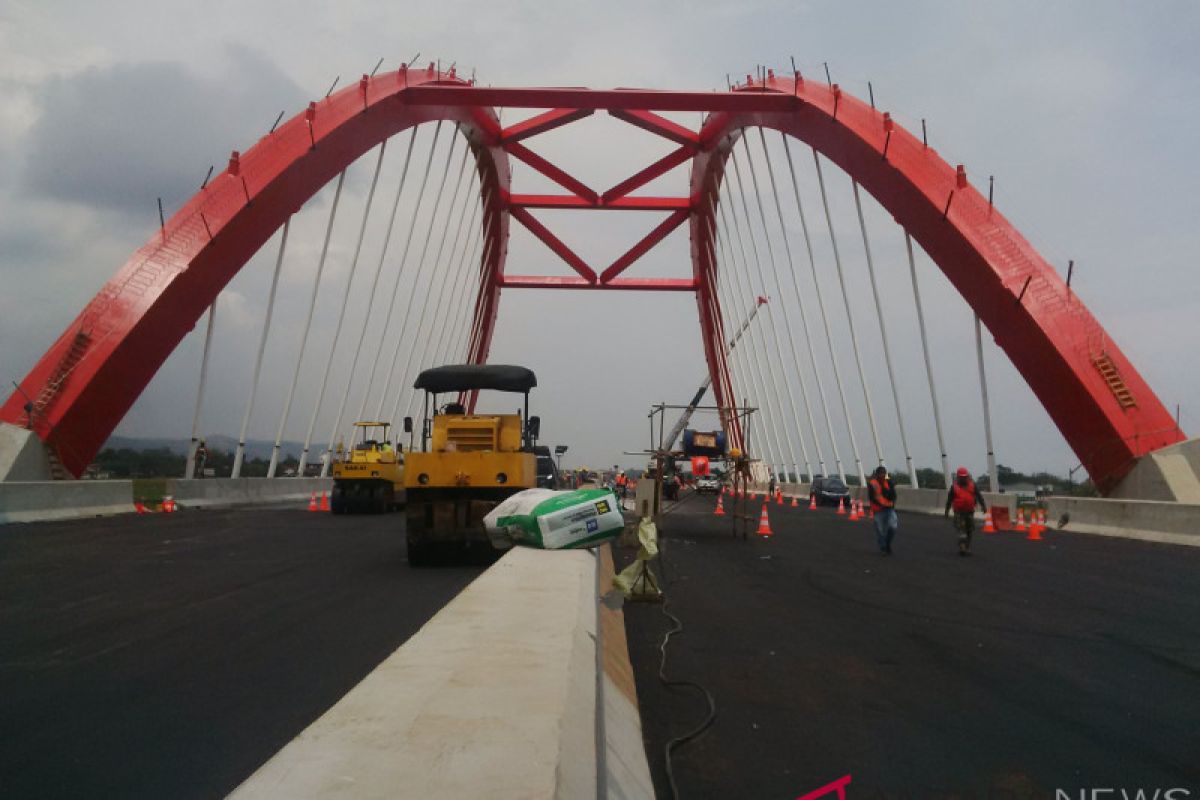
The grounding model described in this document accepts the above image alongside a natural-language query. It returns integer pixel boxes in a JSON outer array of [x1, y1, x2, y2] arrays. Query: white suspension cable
[[975, 314, 999, 491], [454, 210, 497, 368], [780, 138, 857, 484], [779, 134, 847, 483], [399, 186, 478, 422], [381, 127, 463, 422], [297, 139, 388, 477], [905, 232, 951, 486], [717, 185, 790, 477], [352, 126, 420, 424], [274, 170, 346, 478], [811, 149, 878, 486], [232, 218, 290, 478], [373, 121, 447, 420], [852, 181, 917, 487], [426, 185, 487, 378], [728, 150, 803, 482], [742, 132, 818, 481], [710, 230, 768, 465], [449, 223, 489, 366], [185, 299, 218, 479], [754, 127, 828, 479], [391, 142, 475, 419], [385, 128, 466, 422], [707, 191, 781, 471]]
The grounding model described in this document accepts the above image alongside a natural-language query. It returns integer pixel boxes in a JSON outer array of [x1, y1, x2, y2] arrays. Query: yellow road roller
[[330, 422, 405, 514], [402, 365, 539, 566]]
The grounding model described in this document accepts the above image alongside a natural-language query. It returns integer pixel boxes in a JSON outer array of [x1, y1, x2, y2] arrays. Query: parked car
[[696, 475, 722, 494], [810, 476, 851, 507]]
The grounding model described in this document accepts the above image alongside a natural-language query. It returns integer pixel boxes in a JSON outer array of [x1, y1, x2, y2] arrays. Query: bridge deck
[[0, 508, 482, 798], [621, 494, 1200, 798]]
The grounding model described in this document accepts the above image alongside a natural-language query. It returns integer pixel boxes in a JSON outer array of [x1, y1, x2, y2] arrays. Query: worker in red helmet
[[944, 466, 987, 556]]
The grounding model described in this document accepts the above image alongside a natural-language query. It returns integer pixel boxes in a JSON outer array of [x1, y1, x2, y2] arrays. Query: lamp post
[[554, 444, 568, 472]]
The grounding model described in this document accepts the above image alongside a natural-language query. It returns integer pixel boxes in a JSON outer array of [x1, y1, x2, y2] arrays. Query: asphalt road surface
[[620, 492, 1200, 799], [0, 506, 482, 798]]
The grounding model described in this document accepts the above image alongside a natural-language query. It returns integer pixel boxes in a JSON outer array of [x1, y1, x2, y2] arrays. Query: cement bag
[[483, 487, 624, 549]]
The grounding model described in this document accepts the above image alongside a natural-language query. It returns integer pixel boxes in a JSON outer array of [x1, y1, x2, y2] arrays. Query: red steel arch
[[690, 73, 1183, 492], [1, 73, 1184, 491], [0, 66, 510, 477]]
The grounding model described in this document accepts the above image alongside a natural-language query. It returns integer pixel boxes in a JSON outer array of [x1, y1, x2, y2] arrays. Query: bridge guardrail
[[0, 480, 134, 524], [1047, 495, 1200, 547], [230, 544, 653, 799], [165, 477, 332, 508]]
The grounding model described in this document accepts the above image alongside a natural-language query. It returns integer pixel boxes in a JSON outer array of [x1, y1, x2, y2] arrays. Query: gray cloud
[[21, 44, 306, 216]]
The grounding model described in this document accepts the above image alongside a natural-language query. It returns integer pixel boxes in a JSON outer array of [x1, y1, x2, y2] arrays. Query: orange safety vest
[[869, 478, 894, 512], [950, 479, 978, 513]]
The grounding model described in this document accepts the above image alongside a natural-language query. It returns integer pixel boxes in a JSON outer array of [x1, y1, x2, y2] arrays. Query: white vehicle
[[696, 475, 722, 494]]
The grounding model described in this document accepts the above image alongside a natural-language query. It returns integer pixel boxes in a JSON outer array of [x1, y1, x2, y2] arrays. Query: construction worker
[[945, 466, 987, 556], [868, 465, 898, 555]]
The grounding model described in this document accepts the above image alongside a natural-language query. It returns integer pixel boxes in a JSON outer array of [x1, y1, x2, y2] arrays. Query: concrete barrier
[[1046, 495, 1200, 548], [164, 477, 332, 508], [0, 480, 134, 524], [231, 544, 653, 799]]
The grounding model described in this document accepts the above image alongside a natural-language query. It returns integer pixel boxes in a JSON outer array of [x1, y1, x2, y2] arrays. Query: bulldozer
[[329, 421, 405, 514], [402, 365, 539, 566]]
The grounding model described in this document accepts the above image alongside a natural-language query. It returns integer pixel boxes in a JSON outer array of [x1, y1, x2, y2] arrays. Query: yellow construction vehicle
[[403, 365, 539, 566], [330, 422, 405, 514]]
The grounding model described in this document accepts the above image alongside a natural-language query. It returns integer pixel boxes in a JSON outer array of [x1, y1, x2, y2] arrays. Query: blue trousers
[[874, 508, 898, 551]]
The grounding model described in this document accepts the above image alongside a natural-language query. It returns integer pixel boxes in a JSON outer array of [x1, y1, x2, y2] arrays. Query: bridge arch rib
[[2, 73, 1183, 492], [0, 66, 509, 477], [690, 74, 1182, 493]]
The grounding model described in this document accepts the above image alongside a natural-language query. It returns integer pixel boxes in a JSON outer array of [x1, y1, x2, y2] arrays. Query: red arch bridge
[[0, 64, 1188, 495]]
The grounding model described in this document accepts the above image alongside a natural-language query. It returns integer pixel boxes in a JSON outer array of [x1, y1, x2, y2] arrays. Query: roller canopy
[[414, 364, 537, 394]]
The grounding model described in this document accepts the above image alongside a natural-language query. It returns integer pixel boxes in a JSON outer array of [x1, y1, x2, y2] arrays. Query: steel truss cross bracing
[[0, 66, 1183, 494]]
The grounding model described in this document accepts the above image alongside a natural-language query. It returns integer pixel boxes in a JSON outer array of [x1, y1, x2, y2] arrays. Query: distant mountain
[[103, 434, 310, 461]]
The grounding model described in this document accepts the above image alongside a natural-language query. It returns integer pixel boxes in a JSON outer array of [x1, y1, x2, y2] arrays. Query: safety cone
[[1027, 509, 1044, 541], [714, 493, 726, 516], [982, 508, 996, 533], [135, 499, 147, 515], [848, 500, 860, 521], [858, 500, 868, 520], [776, 489, 783, 506], [320, 491, 330, 512], [756, 504, 773, 537], [837, 497, 847, 516], [308, 491, 319, 512], [163, 495, 176, 513], [1015, 507, 1027, 532], [808, 494, 817, 510], [791, 495, 799, 508]]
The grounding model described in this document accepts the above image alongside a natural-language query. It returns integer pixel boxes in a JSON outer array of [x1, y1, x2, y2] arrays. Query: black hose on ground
[[652, 492, 718, 800]]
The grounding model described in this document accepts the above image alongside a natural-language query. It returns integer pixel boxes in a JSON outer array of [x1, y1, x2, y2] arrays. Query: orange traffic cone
[[135, 499, 147, 515], [776, 489, 783, 506], [714, 493, 726, 516], [848, 500, 860, 521], [1027, 509, 1044, 541], [756, 503, 773, 537], [858, 500, 868, 520], [837, 497, 846, 516], [308, 491, 319, 512], [808, 494, 817, 510], [791, 495, 799, 508], [163, 496, 176, 513], [1015, 508, 1027, 532], [982, 508, 996, 533], [321, 491, 330, 512]]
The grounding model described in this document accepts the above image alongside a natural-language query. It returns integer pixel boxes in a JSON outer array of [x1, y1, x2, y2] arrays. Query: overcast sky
[[1, 0, 1196, 479]]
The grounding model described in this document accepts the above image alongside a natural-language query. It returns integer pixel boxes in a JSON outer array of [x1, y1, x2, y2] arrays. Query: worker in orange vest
[[867, 465, 898, 555], [945, 466, 987, 556]]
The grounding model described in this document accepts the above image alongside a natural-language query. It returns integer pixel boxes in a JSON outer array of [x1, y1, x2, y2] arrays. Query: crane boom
[[664, 296, 767, 452]]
